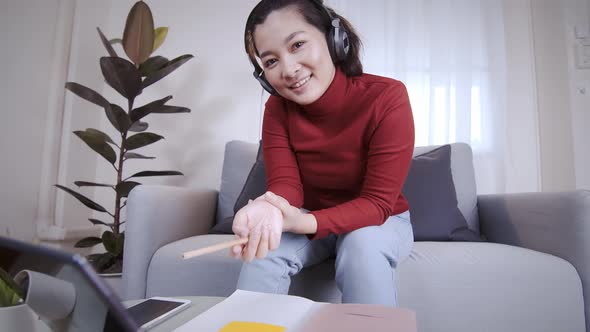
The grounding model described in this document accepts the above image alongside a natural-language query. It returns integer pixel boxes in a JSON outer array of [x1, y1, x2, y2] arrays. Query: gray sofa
[[123, 140, 589, 332]]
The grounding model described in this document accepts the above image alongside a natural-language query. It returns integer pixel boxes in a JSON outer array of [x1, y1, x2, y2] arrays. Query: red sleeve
[[261, 96, 304, 208], [309, 82, 415, 240]]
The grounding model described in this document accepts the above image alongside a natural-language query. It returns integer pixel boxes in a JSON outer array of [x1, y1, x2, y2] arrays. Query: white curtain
[[326, 0, 541, 194]]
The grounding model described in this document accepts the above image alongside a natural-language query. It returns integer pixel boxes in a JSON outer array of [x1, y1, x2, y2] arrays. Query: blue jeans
[[236, 210, 414, 306]]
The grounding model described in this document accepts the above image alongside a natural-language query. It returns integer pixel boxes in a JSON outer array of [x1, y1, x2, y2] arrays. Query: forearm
[[284, 211, 318, 235]]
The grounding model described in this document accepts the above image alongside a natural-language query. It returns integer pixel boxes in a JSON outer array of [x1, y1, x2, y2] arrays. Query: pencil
[[182, 237, 248, 259]]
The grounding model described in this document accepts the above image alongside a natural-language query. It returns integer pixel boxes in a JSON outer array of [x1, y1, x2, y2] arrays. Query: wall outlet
[[575, 40, 590, 69], [575, 24, 590, 39]]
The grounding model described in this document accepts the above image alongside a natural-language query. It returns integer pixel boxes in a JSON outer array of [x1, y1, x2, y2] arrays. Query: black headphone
[[251, 0, 350, 95]]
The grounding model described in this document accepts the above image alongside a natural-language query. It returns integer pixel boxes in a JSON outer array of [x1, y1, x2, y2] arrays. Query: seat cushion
[[147, 238, 584, 332]]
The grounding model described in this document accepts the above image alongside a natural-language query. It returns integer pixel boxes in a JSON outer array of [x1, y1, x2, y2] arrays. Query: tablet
[[127, 297, 191, 329]]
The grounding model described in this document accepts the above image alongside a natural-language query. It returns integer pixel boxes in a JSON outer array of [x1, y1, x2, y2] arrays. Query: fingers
[[256, 225, 270, 259], [232, 209, 249, 239], [269, 226, 281, 250], [229, 234, 244, 259], [243, 223, 263, 262]]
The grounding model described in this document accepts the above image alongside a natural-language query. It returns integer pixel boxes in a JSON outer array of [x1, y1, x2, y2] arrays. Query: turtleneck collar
[[298, 67, 348, 117]]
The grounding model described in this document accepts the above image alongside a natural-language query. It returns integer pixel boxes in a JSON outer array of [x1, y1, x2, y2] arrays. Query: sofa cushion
[[233, 141, 266, 213], [211, 142, 266, 234], [215, 141, 258, 225], [402, 145, 481, 241], [214, 141, 480, 237], [414, 143, 480, 235]]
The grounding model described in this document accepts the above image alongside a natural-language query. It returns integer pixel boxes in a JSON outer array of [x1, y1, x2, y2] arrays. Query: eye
[[264, 58, 277, 68], [293, 41, 305, 50]]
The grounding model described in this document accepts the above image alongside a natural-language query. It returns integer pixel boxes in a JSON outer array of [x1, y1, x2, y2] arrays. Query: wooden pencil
[[182, 237, 248, 259]]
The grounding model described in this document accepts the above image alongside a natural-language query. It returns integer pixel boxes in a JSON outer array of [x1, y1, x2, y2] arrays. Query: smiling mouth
[[290, 75, 311, 89]]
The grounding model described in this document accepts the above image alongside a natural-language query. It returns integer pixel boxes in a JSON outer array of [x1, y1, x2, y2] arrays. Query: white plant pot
[[0, 303, 51, 332]]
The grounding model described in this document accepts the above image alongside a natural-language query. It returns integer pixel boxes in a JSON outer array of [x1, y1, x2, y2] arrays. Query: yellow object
[[219, 321, 286, 332]]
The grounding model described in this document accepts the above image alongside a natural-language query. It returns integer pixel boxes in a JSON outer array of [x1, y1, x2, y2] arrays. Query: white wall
[[531, 0, 578, 192], [529, 0, 590, 191], [564, 0, 590, 190], [0, 0, 63, 242]]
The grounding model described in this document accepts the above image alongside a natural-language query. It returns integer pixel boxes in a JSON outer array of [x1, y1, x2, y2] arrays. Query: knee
[[337, 228, 382, 260]]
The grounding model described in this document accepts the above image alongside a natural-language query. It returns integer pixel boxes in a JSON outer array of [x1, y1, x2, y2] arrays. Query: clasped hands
[[230, 191, 313, 262]]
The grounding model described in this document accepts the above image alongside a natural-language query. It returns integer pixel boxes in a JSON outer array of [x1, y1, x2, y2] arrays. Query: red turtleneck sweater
[[262, 69, 415, 240]]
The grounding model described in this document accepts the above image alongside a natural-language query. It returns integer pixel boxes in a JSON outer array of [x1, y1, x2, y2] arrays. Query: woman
[[230, 0, 415, 307]]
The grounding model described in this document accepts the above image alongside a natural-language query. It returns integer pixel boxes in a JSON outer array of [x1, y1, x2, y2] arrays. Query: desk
[[124, 296, 225, 331]]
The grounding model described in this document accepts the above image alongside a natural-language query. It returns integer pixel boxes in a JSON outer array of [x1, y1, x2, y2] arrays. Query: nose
[[281, 57, 301, 80]]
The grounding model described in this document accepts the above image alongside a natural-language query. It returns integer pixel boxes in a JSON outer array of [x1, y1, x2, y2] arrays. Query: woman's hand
[[262, 192, 318, 235], [230, 198, 283, 262]]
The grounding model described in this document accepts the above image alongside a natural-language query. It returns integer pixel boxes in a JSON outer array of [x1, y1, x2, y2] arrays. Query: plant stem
[[114, 98, 134, 236], [114, 137, 125, 236]]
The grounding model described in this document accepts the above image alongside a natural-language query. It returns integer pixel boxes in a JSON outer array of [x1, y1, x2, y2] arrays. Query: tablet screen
[[127, 299, 185, 326]]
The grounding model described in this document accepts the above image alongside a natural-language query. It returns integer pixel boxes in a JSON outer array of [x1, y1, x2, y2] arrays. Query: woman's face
[[253, 7, 336, 105]]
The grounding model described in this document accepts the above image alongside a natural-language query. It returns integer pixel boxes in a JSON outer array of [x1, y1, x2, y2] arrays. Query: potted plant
[[56, 1, 194, 274], [0, 267, 37, 330]]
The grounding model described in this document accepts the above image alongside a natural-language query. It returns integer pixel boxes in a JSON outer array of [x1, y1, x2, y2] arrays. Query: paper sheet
[[172, 289, 416, 332], [172, 290, 316, 332]]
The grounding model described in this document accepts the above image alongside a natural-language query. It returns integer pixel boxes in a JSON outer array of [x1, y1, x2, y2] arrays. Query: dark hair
[[244, 0, 363, 77]]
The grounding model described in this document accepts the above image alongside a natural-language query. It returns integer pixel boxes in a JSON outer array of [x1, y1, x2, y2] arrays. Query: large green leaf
[[96, 27, 117, 57], [128, 121, 148, 132], [142, 54, 194, 89], [124, 132, 163, 150], [102, 231, 124, 256], [151, 105, 191, 114], [55, 185, 108, 213], [106, 104, 132, 133], [100, 57, 142, 100], [129, 95, 172, 122], [89, 218, 113, 227], [139, 56, 168, 77], [152, 27, 168, 52], [115, 181, 141, 198], [74, 129, 117, 164], [86, 128, 116, 145], [74, 181, 113, 188], [65, 82, 109, 108], [124, 152, 155, 160], [74, 236, 103, 248], [128, 170, 183, 178], [122, 1, 155, 65]]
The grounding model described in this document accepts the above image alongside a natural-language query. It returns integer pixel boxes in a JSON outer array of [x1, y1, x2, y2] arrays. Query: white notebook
[[172, 289, 416, 332]]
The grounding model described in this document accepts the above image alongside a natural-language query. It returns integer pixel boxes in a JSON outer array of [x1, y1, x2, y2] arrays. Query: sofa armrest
[[478, 190, 590, 329], [122, 185, 218, 300]]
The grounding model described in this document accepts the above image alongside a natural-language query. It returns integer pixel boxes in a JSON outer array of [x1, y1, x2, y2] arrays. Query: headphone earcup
[[329, 18, 350, 63], [253, 70, 278, 95], [326, 28, 337, 62], [336, 29, 350, 61]]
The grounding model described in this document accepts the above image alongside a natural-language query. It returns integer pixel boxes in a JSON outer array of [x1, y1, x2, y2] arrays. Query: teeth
[[291, 76, 311, 88]]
